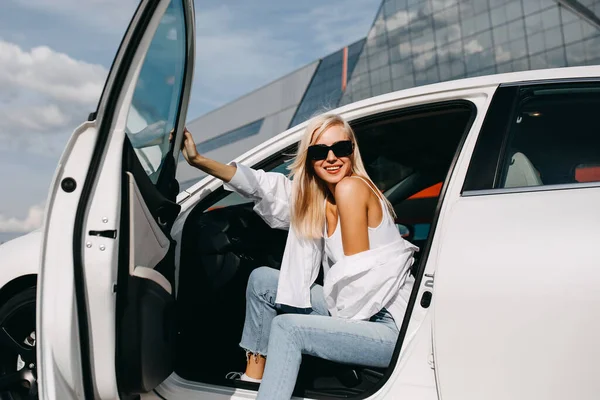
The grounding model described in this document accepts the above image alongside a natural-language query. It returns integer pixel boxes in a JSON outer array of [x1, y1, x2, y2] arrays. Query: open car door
[[37, 0, 195, 398]]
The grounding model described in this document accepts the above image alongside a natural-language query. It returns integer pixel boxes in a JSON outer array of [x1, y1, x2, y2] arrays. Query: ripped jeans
[[239, 267, 400, 400]]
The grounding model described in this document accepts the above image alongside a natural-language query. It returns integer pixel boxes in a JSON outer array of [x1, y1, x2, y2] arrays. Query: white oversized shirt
[[223, 162, 418, 325]]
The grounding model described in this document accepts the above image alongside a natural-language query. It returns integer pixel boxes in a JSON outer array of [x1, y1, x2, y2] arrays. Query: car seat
[[503, 151, 542, 188]]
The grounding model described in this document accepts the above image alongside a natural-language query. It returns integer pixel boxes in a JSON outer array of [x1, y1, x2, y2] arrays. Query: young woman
[[181, 113, 418, 400]]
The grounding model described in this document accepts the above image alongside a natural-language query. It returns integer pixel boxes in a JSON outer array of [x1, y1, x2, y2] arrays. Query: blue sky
[[0, 0, 378, 241]]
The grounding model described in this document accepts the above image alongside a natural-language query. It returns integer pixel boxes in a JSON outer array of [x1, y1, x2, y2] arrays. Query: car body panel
[[38, 119, 99, 400], [433, 186, 600, 400], [426, 75, 600, 400], [0, 230, 41, 292]]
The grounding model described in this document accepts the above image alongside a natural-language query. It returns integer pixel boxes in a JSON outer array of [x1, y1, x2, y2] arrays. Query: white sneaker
[[225, 372, 262, 383]]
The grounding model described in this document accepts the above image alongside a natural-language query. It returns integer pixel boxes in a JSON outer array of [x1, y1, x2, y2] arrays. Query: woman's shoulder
[[334, 176, 371, 204]]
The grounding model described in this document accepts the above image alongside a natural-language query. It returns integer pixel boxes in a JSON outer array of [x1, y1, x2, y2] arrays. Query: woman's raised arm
[[181, 128, 236, 182]]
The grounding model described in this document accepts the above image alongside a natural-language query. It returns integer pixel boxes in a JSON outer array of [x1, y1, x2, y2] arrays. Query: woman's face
[[310, 124, 353, 186]]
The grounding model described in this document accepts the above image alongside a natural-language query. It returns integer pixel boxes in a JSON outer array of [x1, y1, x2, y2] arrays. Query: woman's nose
[[326, 150, 337, 162]]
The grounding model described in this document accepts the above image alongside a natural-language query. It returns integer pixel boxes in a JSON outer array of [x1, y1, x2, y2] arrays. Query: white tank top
[[323, 176, 401, 269]]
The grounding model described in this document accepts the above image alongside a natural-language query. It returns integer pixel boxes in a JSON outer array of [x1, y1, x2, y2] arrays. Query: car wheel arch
[[0, 274, 37, 308]]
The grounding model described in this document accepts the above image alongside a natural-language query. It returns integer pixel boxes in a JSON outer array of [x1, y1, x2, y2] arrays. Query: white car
[[1, 0, 599, 399]]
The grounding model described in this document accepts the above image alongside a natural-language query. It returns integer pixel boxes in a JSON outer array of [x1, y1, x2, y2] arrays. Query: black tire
[[0, 287, 37, 400]]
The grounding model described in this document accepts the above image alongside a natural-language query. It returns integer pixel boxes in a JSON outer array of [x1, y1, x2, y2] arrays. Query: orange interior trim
[[575, 166, 600, 183], [408, 182, 442, 199]]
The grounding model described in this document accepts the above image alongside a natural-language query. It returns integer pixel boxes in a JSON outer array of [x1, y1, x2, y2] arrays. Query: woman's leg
[[238, 267, 331, 380], [256, 310, 399, 400], [238, 267, 279, 379]]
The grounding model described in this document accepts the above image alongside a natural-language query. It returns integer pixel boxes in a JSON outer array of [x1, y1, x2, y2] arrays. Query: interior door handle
[[155, 205, 179, 229]]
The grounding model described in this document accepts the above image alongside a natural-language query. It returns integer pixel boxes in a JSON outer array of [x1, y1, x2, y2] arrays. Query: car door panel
[[128, 172, 171, 272], [127, 169, 174, 296], [116, 165, 179, 395], [431, 80, 600, 400], [37, 121, 98, 400], [38, 0, 194, 398]]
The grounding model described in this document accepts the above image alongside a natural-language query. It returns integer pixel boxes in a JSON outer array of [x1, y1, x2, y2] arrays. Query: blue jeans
[[239, 267, 399, 400]]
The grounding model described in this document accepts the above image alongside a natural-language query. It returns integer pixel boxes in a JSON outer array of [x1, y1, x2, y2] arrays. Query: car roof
[[274, 65, 600, 142], [337, 65, 600, 114]]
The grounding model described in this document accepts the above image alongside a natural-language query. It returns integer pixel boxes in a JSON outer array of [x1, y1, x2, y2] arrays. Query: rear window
[[498, 84, 600, 189]]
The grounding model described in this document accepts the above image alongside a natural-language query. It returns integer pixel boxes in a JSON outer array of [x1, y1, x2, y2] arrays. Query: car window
[[125, 0, 186, 184], [207, 103, 474, 220], [497, 83, 600, 189], [354, 106, 472, 193]]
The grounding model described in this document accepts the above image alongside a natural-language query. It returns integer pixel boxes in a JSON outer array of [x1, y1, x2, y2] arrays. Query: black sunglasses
[[307, 140, 354, 161]]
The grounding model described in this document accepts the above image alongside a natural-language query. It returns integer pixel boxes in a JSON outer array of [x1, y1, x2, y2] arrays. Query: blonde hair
[[288, 113, 396, 239]]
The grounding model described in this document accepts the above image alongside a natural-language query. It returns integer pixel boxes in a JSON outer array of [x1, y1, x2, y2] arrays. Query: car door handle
[[155, 205, 179, 229]]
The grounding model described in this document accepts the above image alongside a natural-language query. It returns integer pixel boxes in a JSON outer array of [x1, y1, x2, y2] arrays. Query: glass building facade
[[289, 39, 365, 127], [289, 0, 600, 119]]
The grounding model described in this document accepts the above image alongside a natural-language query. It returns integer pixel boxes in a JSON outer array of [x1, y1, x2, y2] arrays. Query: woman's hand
[[181, 127, 201, 166], [179, 127, 237, 182]]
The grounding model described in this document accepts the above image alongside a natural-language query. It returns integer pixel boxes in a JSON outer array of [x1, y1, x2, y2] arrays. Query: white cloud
[[0, 39, 108, 152], [414, 51, 436, 69], [0, 203, 44, 233], [385, 10, 416, 32], [0, 104, 69, 131], [464, 39, 484, 54], [0, 40, 107, 105], [495, 46, 512, 63], [430, 0, 457, 12]]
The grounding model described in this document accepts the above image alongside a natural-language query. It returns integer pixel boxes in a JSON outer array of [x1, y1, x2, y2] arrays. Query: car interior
[[174, 102, 475, 397]]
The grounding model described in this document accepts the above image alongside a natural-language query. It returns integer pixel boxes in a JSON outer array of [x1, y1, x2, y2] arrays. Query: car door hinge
[[89, 230, 117, 239]]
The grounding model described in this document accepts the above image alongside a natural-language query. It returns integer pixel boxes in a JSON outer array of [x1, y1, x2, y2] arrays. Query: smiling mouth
[[323, 165, 342, 175]]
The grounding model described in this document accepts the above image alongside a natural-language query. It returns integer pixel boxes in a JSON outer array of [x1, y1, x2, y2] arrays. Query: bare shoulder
[[334, 176, 370, 205]]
